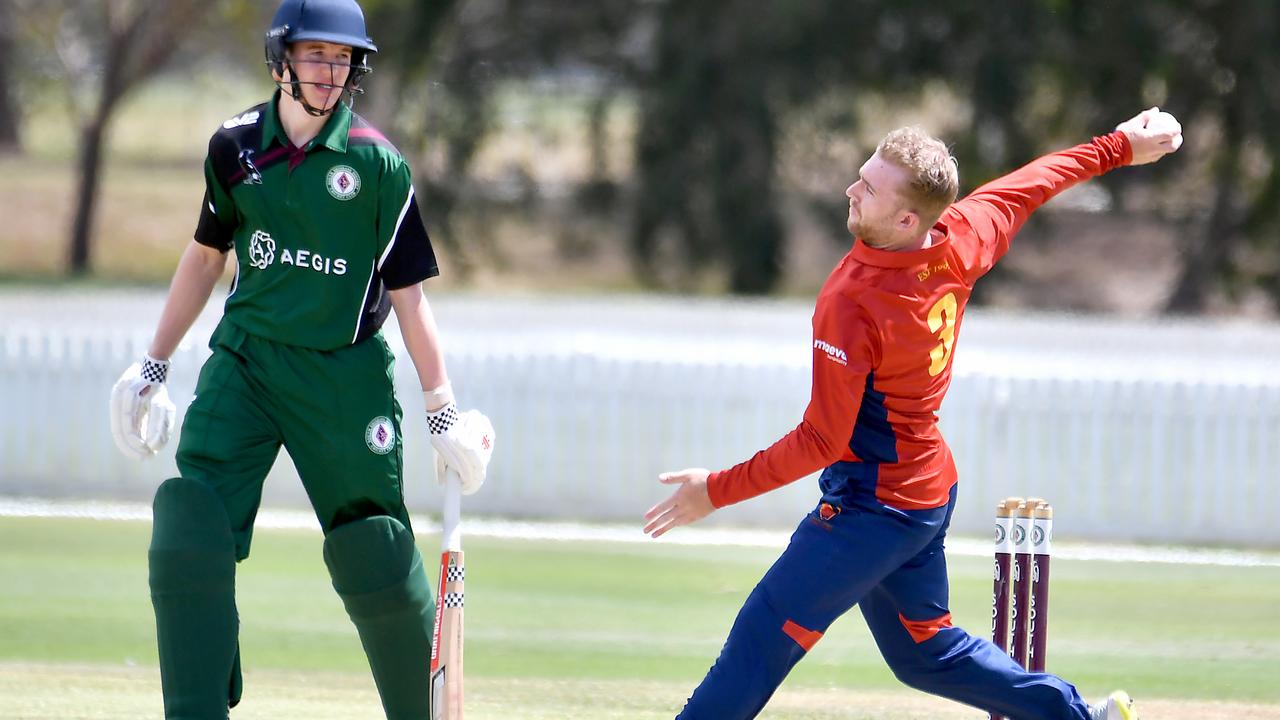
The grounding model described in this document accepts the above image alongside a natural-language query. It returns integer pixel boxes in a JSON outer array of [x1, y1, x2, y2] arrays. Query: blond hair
[[875, 127, 959, 226]]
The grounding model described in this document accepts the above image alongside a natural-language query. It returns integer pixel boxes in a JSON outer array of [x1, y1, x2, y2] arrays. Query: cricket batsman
[[645, 107, 1183, 719], [107, 1, 493, 717]]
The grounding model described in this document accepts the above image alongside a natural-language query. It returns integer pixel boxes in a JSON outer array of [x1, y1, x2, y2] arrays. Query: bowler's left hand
[[644, 468, 715, 538], [1116, 106, 1183, 165]]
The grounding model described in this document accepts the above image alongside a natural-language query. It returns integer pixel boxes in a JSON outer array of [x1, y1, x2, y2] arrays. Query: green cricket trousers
[[178, 318, 411, 553], [149, 318, 435, 720]]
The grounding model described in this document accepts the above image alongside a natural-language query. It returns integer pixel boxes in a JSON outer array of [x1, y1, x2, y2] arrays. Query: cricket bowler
[[108, 1, 493, 717], [645, 107, 1183, 720]]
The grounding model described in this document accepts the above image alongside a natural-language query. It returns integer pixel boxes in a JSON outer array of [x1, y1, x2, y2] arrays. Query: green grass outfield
[[2, 516, 1278, 719]]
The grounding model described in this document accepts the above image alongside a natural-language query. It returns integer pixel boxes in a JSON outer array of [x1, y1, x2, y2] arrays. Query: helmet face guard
[[264, 0, 378, 117]]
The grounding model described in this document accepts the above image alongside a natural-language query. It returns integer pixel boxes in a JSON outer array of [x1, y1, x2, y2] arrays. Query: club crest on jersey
[[365, 416, 395, 455], [247, 229, 276, 269], [327, 165, 361, 201]]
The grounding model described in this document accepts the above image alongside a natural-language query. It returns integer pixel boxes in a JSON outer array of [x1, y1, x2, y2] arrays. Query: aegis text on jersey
[[247, 229, 348, 276]]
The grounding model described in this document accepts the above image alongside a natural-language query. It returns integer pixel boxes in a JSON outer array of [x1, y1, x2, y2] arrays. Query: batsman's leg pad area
[[677, 584, 809, 720], [148, 477, 242, 718], [323, 516, 435, 720]]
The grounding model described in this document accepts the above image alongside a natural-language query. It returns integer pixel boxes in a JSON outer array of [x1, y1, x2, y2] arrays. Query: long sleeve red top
[[707, 132, 1133, 510]]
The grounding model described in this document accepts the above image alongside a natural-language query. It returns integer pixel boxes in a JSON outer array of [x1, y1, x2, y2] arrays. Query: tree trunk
[[67, 0, 128, 277], [718, 91, 782, 294], [65, 1, 139, 277], [68, 109, 111, 276], [0, 0, 20, 152], [64, 0, 215, 276], [1165, 109, 1243, 313]]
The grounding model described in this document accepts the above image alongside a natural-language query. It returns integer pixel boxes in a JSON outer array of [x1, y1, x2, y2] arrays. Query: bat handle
[[442, 468, 463, 553]]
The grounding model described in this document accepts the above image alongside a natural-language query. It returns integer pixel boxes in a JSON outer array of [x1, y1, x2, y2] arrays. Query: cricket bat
[[430, 469, 465, 720]]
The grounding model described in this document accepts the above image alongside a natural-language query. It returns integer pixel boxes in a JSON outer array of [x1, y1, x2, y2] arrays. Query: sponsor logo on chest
[[248, 229, 275, 269], [244, 229, 348, 276]]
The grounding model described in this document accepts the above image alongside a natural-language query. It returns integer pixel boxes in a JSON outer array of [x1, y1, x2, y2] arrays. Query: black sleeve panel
[[379, 192, 440, 290]]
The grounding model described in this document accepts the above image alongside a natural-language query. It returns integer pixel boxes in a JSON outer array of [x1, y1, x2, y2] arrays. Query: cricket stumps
[[989, 496, 1053, 720]]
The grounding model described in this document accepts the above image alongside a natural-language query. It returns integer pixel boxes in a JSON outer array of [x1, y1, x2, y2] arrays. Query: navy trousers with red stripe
[[675, 481, 1091, 720]]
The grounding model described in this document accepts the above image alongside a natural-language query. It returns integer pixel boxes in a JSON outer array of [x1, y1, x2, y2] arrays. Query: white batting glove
[[109, 354, 177, 460], [427, 402, 494, 496]]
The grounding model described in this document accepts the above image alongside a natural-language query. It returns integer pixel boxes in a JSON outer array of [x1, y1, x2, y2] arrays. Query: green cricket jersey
[[194, 93, 438, 350]]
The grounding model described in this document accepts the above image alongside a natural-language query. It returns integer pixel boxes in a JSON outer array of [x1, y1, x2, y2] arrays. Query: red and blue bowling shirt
[[708, 132, 1133, 511]]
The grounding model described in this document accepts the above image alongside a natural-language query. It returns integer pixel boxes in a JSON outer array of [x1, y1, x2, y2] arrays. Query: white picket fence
[[2, 290, 1278, 546]]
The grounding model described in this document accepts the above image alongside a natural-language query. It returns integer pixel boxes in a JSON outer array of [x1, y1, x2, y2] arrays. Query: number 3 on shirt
[[926, 292, 958, 376]]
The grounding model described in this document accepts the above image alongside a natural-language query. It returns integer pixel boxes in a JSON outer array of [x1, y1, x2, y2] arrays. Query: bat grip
[[442, 469, 463, 552]]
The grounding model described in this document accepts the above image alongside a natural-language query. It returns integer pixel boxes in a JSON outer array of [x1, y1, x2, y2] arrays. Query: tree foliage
[[0, 0, 19, 152], [7, 0, 1280, 311], [629, 0, 1280, 307], [11, 0, 220, 274], [76, 1, 219, 274]]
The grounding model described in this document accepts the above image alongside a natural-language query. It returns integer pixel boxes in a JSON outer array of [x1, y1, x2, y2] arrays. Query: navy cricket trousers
[[676, 476, 1092, 720]]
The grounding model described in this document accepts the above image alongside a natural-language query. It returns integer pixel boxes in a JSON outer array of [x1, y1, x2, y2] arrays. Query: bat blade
[[430, 549, 464, 720], [431, 474, 465, 720]]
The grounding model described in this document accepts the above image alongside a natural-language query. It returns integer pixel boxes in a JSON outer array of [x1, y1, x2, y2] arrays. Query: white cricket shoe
[[1088, 690, 1138, 720]]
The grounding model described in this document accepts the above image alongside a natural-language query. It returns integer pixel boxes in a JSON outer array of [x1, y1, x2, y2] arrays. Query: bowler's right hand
[[109, 355, 176, 460]]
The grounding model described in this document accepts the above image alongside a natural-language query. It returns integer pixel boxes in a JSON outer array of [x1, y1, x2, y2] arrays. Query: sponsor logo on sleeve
[[223, 111, 261, 130], [813, 338, 848, 366]]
